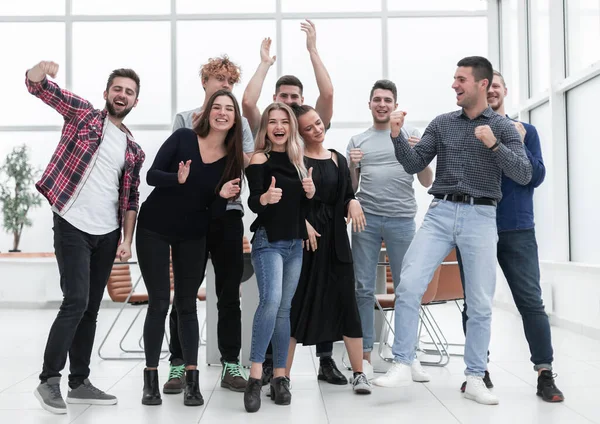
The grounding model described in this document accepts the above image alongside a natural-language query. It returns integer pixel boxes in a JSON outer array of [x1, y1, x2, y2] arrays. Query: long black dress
[[290, 150, 362, 345]]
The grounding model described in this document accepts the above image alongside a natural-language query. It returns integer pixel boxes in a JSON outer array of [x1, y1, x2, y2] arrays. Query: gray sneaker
[[352, 373, 372, 395], [34, 377, 67, 414], [66, 379, 117, 405]]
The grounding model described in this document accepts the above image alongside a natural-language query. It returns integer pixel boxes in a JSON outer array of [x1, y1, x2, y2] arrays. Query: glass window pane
[[388, 0, 486, 11], [567, 76, 600, 264], [176, 20, 277, 120], [72, 22, 171, 126], [177, 0, 275, 13], [72, 0, 169, 15], [566, 0, 600, 75], [0, 0, 64, 15], [0, 132, 62, 252], [281, 19, 382, 123], [529, 0, 551, 95], [282, 0, 379, 13], [388, 17, 488, 123], [529, 102, 552, 261], [0, 23, 66, 126], [500, 0, 520, 116]]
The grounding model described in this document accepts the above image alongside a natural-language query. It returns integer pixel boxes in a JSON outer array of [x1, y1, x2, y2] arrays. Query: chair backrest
[[433, 249, 464, 302], [243, 236, 251, 253], [107, 263, 133, 303]]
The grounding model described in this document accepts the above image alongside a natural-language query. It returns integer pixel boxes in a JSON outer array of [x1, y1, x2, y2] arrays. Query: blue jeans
[[458, 228, 553, 371], [392, 199, 498, 377], [353, 212, 416, 352], [249, 228, 303, 369]]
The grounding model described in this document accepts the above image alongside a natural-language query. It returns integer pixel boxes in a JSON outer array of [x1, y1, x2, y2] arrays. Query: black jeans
[[39, 214, 120, 385], [458, 229, 554, 370], [168, 210, 244, 363], [137, 227, 206, 368]]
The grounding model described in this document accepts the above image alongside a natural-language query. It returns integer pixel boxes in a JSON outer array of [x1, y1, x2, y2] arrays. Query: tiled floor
[[2, 303, 599, 423]]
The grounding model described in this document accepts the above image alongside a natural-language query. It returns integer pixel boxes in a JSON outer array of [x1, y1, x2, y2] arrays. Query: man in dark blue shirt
[[458, 71, 564, 403]]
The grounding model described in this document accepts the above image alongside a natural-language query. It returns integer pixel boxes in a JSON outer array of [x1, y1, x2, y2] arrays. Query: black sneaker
[[318, 357, 348, 385], [261, 361, 273, 386], [460, 370, 493, 393], [537, 370, 564, 402]]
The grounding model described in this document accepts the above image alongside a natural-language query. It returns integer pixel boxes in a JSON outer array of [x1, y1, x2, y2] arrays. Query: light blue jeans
[[392, 199, 498, 377], [353, 212, 416, 352], [249, 228, 303, 369]]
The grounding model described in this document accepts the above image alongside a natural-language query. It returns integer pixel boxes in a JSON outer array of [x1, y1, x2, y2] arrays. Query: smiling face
[[267, 109, 291, 150], [451, 66, 487, 109], [203, 72, 237, 99], [369, 88, 397, 124], [274, 85, 304, 107], [487, 74, 507, 112], [103, 76, 138, 118], [297, 109, 325, 145], [208, 95, 236, 132]]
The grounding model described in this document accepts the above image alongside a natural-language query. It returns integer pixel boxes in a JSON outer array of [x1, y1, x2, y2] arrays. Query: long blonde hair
[[254, 102, 307, 179]]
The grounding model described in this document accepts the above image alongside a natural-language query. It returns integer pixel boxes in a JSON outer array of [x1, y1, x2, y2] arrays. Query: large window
[[500, 0, 520, 115], [567, 75, 600, 264], [529, 102, 552, 261], [528, 0, 551, 95], [566, 0, 600, 76]]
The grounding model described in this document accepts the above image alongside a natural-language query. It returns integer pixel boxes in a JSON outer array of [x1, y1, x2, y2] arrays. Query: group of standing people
[[26, 19, 563, 417]]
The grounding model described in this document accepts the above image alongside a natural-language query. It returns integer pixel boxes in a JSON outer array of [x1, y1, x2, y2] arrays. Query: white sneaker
[[464, 375, 499, 405], [372, 362, 411, 388], [411, 359, 431, 382], [362, 360, 374, 380]]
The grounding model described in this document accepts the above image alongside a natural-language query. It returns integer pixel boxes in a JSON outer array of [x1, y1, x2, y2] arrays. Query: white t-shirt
[[61, 119, 127, 234]]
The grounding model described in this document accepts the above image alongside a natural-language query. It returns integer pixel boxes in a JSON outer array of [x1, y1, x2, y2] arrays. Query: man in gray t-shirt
[[347, 79, 433, 378], [166, 55, 252, 394]]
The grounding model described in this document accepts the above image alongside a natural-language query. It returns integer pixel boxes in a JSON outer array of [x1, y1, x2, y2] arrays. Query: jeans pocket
[[473, 205, 496, 219], [252, 228, 270, 251]]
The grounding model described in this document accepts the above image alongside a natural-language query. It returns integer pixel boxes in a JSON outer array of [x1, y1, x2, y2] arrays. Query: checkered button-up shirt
[[391, 107, 532, 202], [26, 76, 145, 225]]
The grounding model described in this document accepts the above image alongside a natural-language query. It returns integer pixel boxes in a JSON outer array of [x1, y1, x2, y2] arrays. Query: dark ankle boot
[[269, 376, 291, 405], [318, 357, 348, 385], [244, 377, 262, 413], [142, 369, 162, 405], [183, 370, 204, 406]]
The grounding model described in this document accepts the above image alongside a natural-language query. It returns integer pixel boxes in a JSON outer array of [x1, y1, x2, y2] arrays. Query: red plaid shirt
[[26, 76, 145, 226]]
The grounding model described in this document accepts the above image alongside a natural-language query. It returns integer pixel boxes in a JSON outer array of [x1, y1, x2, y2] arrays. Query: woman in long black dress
[[286, 104, 371, 394]]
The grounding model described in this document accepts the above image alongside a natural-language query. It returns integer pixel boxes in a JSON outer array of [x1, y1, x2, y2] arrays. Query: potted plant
[[0, 144, 42, 252]]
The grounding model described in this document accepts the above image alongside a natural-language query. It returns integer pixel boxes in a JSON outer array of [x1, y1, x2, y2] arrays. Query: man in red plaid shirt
[[26, 61, 145, 415]]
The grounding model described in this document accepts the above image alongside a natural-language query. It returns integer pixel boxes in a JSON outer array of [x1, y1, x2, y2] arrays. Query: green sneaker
[[163, 360, 185, 394], [221, 361, 247, 392]]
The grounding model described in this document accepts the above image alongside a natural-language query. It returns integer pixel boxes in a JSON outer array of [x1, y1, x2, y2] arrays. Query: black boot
[[269, 376, 292, 405], [183, 370, 204, 406], [261, 359, 273, 386], [244, 377, 262, 413], [318, 357, 348, 385], [142, 369, 162, 405]]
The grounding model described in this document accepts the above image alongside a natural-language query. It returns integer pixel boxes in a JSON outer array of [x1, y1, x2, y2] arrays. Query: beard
[[105, 99, 133, 119]]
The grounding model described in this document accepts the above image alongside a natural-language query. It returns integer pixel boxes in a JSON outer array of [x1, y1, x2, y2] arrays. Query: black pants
[[265, 342, 333, 361], [169, 210, 244, 363], [39, 214, 120, 385], [137, 227, 206, 368]]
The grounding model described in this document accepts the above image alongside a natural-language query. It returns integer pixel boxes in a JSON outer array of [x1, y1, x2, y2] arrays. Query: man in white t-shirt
[[26, 61, 145, 415]]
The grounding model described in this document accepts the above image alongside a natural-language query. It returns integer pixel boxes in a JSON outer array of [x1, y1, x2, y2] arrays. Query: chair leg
[[417, 306, 449, 367]]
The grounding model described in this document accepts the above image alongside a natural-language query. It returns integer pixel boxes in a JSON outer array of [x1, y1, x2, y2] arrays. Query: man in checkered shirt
[[26, 61, 145, 415], [372, 56, 531, 406]]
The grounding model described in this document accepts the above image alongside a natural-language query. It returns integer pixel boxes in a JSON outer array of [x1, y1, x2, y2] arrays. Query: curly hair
[[199, 55, 241, 85]]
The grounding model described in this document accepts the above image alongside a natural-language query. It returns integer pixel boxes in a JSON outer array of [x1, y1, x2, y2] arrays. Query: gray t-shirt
[[172, 107, 254, 213], [346, 126, 419, 218]]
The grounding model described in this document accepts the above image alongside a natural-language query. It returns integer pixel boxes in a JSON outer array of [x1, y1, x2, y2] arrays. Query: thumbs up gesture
[[260, 176, 283, 206], [302, 167, 316, 199]]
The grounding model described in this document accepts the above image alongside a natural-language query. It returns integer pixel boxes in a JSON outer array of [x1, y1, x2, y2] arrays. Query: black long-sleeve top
[[137, 128, 227, 240], [246, 151, 308, 242]]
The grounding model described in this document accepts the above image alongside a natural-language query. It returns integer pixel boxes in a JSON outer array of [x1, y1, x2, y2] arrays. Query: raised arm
[[242, 38, 276, 134], [302, 20, 334, 129], [26, 61, 92, 120], [390, 111, 438, 174], [407, 128, 434, 188], [521, 124, 545, 188]]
